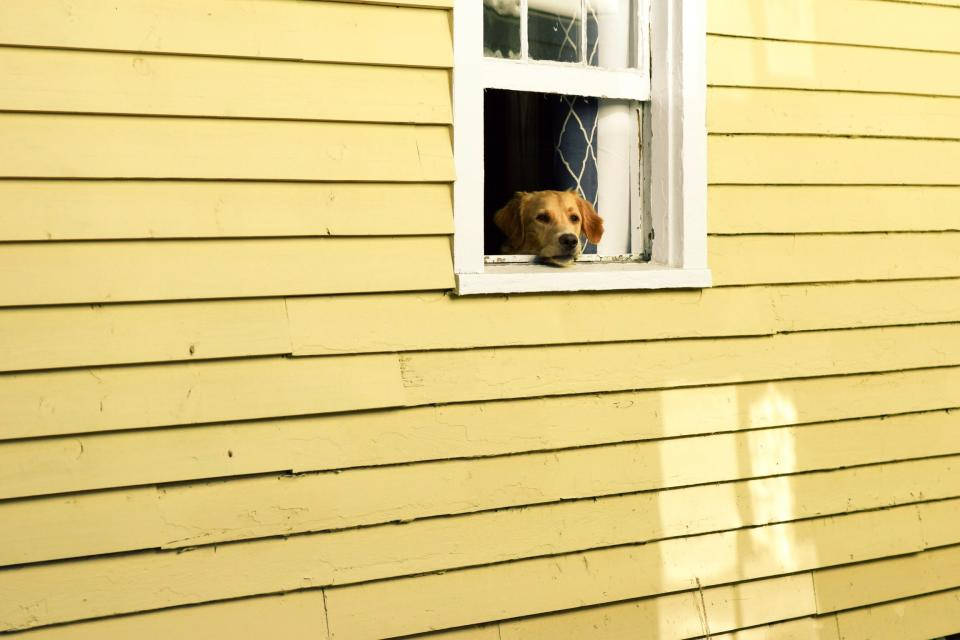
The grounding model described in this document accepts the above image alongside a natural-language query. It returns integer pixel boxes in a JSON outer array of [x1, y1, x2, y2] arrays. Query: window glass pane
[[587, 0, 634, 68], [483, 0, 521, 59], [529, 0, 582, 63]]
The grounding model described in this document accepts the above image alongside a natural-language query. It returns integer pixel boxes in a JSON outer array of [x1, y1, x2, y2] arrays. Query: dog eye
[[535, 213, 550, 223], [570, 215, 580, 223]]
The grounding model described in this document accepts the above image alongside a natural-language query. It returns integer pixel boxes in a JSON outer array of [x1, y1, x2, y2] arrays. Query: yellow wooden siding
[[0, 115, 453, 181], [0, 0, 452, 67], [0, 237, 453, 306], [700, 575, 818, 640], [9, 591, 327, 640], [0, 47, 451, 123], [916, 497, 960, 548], [425, 626, 499, 640], [288, 286, 778, 355], [708, 616, 841, 640], [1, 488, 164, 567], [4, 445, 957, 567], [0, 353, 406, 441], [0, 504, 930, 632], [709, 88, 960, 138], [709, 186, 960, 233], [4, 0, 960, 638], [708, 35, 960, 96], [835, 588, 960, 640], [770, 279, 960, 331], [338, 0, 452, 6], [321, 505, 924, 639], [0, 299, 292, 372], [710, 136, 960, 184], [4, 366, 959, 500], [0, 181, 453, 241], [398, 323, 960, 405], [147, 413, 960, 548], [6, 323, 959, 441], [710, 234, 960, 284], [4, 277, 959, 373], [430, 574, 814, 640], [902, 0, 960, 5], [813, 543, 960, 614], [708, 0, 960, 53], [289, 279, 960, 355]]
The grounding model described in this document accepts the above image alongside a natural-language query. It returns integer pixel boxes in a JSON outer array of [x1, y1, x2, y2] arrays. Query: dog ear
[[494, 192, 528, 250], [576, 195, 604, 244]]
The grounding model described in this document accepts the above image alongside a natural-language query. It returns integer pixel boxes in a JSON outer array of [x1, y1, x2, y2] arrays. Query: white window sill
[[455, 262, 712, 295]]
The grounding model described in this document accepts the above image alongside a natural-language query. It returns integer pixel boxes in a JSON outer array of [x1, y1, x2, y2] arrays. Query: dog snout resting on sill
[[493, 190, 604, 267]]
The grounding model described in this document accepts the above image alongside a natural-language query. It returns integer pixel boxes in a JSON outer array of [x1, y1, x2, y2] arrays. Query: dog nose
[[559, 234, 578, 249]]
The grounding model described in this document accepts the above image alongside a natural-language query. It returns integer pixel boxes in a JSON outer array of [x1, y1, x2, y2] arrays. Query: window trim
[[478, 58, 650, 101], [452, 0, 710, 295]]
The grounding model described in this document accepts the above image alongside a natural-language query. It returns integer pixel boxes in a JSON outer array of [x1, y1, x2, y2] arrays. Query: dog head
[[493, 190, 604, 266]]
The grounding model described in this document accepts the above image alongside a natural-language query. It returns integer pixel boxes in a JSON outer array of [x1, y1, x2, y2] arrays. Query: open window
[[453, 0, 710, 294]]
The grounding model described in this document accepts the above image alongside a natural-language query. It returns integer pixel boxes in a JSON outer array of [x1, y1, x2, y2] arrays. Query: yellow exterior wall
[[1, 0, 958, 638]]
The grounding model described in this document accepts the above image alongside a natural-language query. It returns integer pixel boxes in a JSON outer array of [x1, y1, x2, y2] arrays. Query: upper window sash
[[478, 0, 650, 100]]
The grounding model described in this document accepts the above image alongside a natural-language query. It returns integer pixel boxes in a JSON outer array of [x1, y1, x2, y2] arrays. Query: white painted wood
[[638, 0, 651, 80], [649, 0, 708, 269], [479, 58, 650, 99], [580, 0, 588, 63], [520, 0, 529, 59], [595, 0, 636, 256], [595, 100, 633, 255], [584, 0, 636, 256], [457, 263, 711, 294], [453, 0, 485, 275], [454, 0, 708, 293], [594, 0, 631, 68], [629, 102, 645, 255], [485, 253, 634, 263], [678, 0, 708, 269]]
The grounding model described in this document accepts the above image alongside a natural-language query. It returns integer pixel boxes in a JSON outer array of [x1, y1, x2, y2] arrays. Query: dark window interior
[[483, 89, 599, 255]]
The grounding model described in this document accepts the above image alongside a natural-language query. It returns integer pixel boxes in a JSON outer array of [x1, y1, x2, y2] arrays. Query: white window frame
[[453, 0, 710, 295]]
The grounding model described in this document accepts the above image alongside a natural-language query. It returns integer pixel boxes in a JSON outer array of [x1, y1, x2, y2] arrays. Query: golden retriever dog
[[493, 190, 604, 266]]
